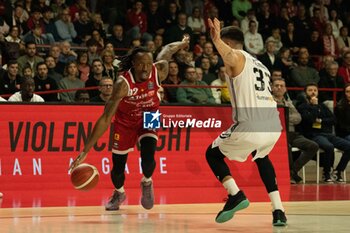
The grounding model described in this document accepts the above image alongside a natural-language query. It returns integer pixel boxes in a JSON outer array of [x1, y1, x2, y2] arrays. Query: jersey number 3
[[253, 67, 271, 92]]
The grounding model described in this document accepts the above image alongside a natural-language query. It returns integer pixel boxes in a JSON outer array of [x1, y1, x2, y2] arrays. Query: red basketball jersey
[[114, 64, 161, 126]]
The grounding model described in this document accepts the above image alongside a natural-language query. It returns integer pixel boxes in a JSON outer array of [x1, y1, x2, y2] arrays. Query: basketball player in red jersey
[[70, 37, 189, 211]]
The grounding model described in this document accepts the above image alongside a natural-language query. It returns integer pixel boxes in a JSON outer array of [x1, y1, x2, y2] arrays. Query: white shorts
[[212, 123, 281, 162]]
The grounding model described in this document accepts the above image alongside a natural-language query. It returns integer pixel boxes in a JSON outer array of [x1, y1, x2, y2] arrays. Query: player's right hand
[[69, 152, 87, 172]]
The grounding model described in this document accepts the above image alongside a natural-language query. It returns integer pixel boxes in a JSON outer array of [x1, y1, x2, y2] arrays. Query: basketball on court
[[70, 163, 99, 191]]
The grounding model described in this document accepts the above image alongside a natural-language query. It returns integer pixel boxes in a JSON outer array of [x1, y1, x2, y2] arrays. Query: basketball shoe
[[141, 180, 154, 210], [105, 190, 126, 211], [215, 190, 250, 223], [272, 209, 287, 226]]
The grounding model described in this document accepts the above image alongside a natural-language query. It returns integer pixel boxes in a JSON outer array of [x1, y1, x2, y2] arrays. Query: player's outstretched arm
[[155, 35, 190, 82], [69, 78, 128, 171], [208, 18, 241, 69], [156, 35, 190, 61]]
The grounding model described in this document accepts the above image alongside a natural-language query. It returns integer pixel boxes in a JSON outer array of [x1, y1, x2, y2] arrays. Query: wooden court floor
[[1, 200, 350, 233]]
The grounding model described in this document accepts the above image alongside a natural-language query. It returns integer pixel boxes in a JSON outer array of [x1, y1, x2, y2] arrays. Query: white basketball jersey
[[226, 51, 280, 128]]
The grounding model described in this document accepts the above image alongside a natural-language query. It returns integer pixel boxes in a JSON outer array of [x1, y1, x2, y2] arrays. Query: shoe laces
[[109, 190, 120, 203], [142, 182, 152, 197]]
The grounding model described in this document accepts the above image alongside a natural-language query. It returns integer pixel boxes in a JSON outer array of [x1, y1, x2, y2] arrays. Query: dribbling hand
[[69, 152, 87, 172]]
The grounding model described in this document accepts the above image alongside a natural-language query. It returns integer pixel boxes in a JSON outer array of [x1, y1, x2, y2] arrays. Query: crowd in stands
[[0, 0, 350, 183]]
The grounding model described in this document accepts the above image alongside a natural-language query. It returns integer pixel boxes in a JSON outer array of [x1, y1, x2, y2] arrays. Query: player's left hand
[[208, 18, 221, 42]]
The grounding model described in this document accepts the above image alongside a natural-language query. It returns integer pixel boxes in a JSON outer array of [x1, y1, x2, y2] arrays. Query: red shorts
[[112, 122, 158, 154]]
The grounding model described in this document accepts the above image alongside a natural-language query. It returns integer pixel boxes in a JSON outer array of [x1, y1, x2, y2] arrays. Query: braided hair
[[118, 47, 151, 72]]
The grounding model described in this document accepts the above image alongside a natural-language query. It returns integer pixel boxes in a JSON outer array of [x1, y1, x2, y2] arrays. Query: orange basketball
[[70, 163, 99, 191]]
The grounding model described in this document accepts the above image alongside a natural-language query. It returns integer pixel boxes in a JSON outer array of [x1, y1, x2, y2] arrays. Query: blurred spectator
[[76, 51, 90, 82], [33, 62, 59, 102], [4, 3, 29, 37], [187, 6, 206, 42], [158, 86, 167, 104], [86, 39, 100, 65], [329, 8, 343, 38], [45, 55, 63, 85], [275, 7, 290, 34], [231, 0, 252, 22], [56, 41, 77, 74], [153, 34, 163, 58], [285, 0, 298, 18], [193, 33, 207, 59], [278, 47, 296, 84], [8, 77, 44, 102], [22, 65, 33, 79], [101, 49, 118, 81], [200, 56, 216, 85], [23, 25, 51, 55], [126, 1, 151, 43], [17, 41, 44, 77], [54, 8, 77, 42], [0, 15, 9, 37], [161, 61, 181, 103], [335, 84, 350, 140], [306, 30, 324, 57], [290, 52, 320, 88], [146, 0, 166, 36], [210, 66, 230, 104], [337, 26, 350, 52], [85, 59, 104, 98], [0, 60, 21, 96], [322, 23, 339, 58], [163, 12, 194, 49], [91, 29, 104, 49], [272, 78, 319, 184], [163, 2, 179, 29], [90, 76, 113, 103], [266, 28, 283, 52], [107, 24, 130, 56], [74, 89, 90, 103], [338, 51, 350, 84], [297, 83, 350, 183], [309, 0, 329, 21], [244, 20, 264, 57], [69, 0, 91, 22], [49, 44, 61, 64], [281, 21, 300, 55], [73, 9, 93, 44], [310, 8, 326, 35], [26, 6, 44, 32], [318, 61, 344, 109], [258, 38, 283, 73], [292, 4, 312, 43], [195, 41, 223, 68], [51, 0, 67, 20], [256, 1, 276, 41], [176, 65, 215, 104], [240, 8, 258, 34], [5, 25, 24, 45], [58, 61, 85, 102], [42, 6, 60, 42], [195, 67, 203, 81]]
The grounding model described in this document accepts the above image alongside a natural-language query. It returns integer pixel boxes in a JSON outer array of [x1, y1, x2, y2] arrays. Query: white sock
[[222, 178, 240, 196], [269, 191, 284, 211], [141, 176, 152, 183], [116, 186, 125, 193]]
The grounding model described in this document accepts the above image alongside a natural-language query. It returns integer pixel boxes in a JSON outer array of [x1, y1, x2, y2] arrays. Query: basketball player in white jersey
[[205, 18, 287, 226]]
